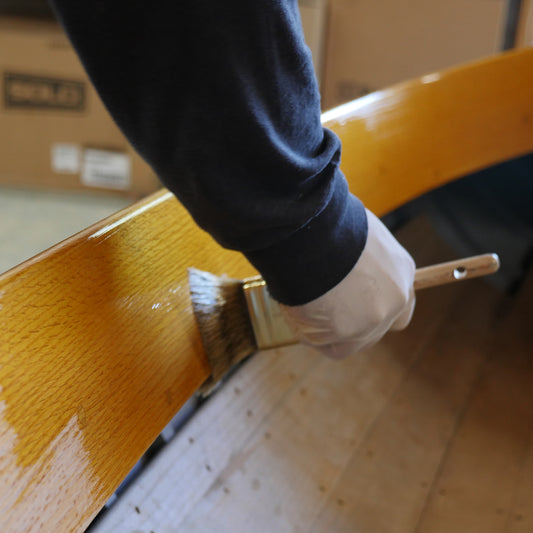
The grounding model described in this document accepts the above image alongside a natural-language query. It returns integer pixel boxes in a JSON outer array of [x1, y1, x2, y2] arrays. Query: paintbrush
[[189, 253, 500, 391]]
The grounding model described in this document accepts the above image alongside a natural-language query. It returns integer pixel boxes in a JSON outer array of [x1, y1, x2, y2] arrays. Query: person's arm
[[50, 0, 415, 354], [49, 0, 366, 304]]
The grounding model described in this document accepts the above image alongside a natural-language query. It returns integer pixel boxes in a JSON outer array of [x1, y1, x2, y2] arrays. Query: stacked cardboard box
[[322, 0, 507, 109], [299, 0, 327, 87], [0, 16, 160, 198], [0, 3, 514, 195], [517, 0, 533, 46]]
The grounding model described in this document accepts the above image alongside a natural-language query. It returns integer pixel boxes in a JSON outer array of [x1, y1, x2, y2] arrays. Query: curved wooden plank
[[0, 191, 257, 531], [1, 47, 533, 531], [323, 47, 533, 216]]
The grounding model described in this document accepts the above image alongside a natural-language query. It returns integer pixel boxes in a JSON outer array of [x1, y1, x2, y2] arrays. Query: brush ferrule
[[242, 276, 298, 350]]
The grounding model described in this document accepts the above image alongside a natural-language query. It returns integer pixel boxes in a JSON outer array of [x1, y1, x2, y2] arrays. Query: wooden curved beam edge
[[1, 47, 533, 531], [322, 47, 533, 217], [0, 190, 257, 531]]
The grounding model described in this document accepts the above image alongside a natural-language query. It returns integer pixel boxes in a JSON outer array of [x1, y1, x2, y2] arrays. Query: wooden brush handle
[[414, 253, 500, 290]]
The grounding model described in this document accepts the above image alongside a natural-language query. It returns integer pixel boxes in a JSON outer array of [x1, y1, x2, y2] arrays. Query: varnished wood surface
[[0, 192, 257, 531], [2, 48, 533, 531], [322, 47, 533, 216], [91, 218, 533, 533]]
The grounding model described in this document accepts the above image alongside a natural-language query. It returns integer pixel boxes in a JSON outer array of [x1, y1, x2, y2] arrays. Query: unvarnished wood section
[[91, 218, 533, 533], [322, 47, 533, 216], [2, 48, 533, 531]]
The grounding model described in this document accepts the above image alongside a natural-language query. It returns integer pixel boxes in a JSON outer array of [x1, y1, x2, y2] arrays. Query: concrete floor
[[0, 186, 132, 274]]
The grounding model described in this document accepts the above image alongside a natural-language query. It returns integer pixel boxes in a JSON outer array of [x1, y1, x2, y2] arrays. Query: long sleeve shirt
[[49, 0, 368, 305]]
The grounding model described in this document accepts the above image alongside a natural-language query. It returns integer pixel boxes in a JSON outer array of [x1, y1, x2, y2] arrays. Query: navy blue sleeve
[[50, 0, 368, 305]]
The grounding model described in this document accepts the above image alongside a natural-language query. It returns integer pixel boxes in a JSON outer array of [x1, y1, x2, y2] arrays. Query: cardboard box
[[517, 0, 533, 47], [323, 0, 507, 109], [0, 16, 160, 198], [299, 0, 327, 87]]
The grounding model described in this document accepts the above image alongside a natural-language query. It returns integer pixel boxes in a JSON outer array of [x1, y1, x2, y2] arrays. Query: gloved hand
[[280, 209, 416, 359]]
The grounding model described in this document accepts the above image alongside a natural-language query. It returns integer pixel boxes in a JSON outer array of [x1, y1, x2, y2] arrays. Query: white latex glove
[[280, 209, 416, 359]]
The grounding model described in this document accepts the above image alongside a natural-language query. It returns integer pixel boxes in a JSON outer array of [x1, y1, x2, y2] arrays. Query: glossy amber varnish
[[2, 48, 533, 531], [0, 192, 256, 530], [322, 48, 533, 217]]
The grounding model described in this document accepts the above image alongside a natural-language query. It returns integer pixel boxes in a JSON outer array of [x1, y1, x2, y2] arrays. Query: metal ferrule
[[242, 276, 298, 350]]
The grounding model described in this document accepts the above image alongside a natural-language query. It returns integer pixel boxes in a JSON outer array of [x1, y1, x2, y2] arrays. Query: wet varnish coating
[[0, 192, 256, 531]]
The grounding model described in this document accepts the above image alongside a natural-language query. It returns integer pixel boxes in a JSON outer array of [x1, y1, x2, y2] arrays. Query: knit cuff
[[245, 172, 368, 306]]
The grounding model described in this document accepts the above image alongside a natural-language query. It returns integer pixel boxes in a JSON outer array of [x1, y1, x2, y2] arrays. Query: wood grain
[[414, 274, 533, 533], [2, 47, 533, 531], [310, 281, 501, 533], [0, 192, 256, 531]]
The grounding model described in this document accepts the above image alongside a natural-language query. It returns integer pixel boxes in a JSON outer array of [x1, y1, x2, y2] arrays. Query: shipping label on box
[[51, 143, 81, 174], [81, 149, 131, 190]]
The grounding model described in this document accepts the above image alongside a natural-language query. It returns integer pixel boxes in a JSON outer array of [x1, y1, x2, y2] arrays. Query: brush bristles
[[188, 268, 257, 393]]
